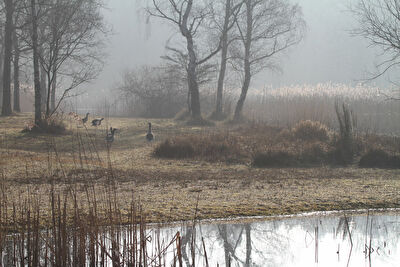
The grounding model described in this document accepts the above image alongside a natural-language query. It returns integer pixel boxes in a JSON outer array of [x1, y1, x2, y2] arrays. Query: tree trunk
[[233, 62, 250, 121], [40, 55, 47, 115], [1, 0, 13, 116], [220, 225, 230, 266], [50, 70, 56, 112], [185, 33, 202, 121], [233, 0, 252, 122], [213, 0, 231, 119], [245, 224, 251, 267], [13, 28, 20, 112], [0, 44, 4, 109], [179, 0, 202, 121], [31, 0, 42, 125]]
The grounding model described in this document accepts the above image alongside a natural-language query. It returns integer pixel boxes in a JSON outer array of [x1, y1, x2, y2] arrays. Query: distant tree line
[[0, 0, 107, 128]]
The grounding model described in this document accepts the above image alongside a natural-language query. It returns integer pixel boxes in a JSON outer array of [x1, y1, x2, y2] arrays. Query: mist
[[85, 0, 385, 100]]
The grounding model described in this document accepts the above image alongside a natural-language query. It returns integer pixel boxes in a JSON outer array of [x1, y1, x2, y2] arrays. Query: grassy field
[[0, 113, 399, 227]]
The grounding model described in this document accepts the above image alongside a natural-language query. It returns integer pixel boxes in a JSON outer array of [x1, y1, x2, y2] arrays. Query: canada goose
[[91, 118, 104, 126], [106, 127, 117, 143], [82, 113, 90, 124], [146, 122, 154, 142]]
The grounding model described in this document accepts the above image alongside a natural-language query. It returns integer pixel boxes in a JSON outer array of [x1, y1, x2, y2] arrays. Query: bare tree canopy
[[210, 0, 243, 120], [36, 0, 108, 117], [352, 0, 400, 100], [149, 0, 222, 123], [232, 0, 305, 121]]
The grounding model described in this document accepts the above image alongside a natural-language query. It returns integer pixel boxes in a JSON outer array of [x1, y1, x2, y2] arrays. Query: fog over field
[[88, 0, 386, 99]]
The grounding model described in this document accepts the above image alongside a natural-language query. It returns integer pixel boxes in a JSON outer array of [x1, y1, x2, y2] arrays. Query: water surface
[[150, 211, 400, 266]]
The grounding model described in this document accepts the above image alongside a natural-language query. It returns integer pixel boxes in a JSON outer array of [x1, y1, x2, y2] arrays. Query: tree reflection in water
[[3, 212, 399, 266], [174, 212, 400, 266]]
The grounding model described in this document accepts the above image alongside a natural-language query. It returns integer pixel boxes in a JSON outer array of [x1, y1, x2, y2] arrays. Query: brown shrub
[[291, 120, 330, 142], [153, 134, 244, 162], [252, 151, 297, 167], [359, 149, 400, 169], [300, 143, 329, 164], [22, 116, 67, 135], [153, 139, 195, 159]]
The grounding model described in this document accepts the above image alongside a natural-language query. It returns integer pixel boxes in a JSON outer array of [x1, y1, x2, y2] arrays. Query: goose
[[82, 113, 90, 124], [146, 122, 154, 142], [91, 118, 104, 126], [106, 127, 117, 143]]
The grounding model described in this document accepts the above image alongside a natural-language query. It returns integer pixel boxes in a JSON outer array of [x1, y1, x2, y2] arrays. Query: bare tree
[[231, 0, 304, 121], [36, 0, 107, 118], [1, 0, 13, 116], [30, 0, 41, 125], [12, 0, 29, 112], [162, 45, 217, 112], [12, 19, 20, 112], [352, 0, 400, 100], [210, 0, 243, 120], [149, 0, 222, 122]]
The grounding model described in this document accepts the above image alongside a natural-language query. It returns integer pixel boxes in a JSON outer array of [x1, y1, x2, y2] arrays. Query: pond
[[2, 210, 399, 266], [147, 210, 400, 267]]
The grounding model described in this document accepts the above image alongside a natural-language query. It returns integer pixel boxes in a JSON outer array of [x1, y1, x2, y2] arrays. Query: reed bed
[[0, 120, 210, 267], [244, 83, 400, 135], [0, 182, 202, 267]]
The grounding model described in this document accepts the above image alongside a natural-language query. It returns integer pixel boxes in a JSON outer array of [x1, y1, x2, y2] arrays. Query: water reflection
[[2, 212, 399, 266], [157, 212, 400, 266]]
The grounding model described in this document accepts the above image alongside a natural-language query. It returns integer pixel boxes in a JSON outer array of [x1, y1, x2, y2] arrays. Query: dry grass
[[0, 113, 400, 227]]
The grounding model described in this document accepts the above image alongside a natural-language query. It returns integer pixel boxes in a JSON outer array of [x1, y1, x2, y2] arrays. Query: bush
[[359, 149, 400, 169], [153, 139, 195, 159], [291, 120, 330, 142], [252, 151, 297, 167], [153, 134, 244, 162], [300, 143, 329, 164], [22, 116, 67, 135]]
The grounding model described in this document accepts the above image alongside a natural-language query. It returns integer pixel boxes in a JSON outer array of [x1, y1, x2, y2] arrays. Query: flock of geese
[[81, 112, 154, 145]]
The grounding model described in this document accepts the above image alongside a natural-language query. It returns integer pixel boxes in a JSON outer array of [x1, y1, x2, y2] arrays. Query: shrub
[[300, 143, 329, 164], [153, 134, 244, 162], [252, 151, 297, 167], [359, 149, 400, 169], [22, 116, 67, 135], [291, 120, 330, 142], [153, 139, 195, 159]]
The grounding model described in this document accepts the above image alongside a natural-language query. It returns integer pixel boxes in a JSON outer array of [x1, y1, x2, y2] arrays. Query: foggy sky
[[86, 0, 388, 98]]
